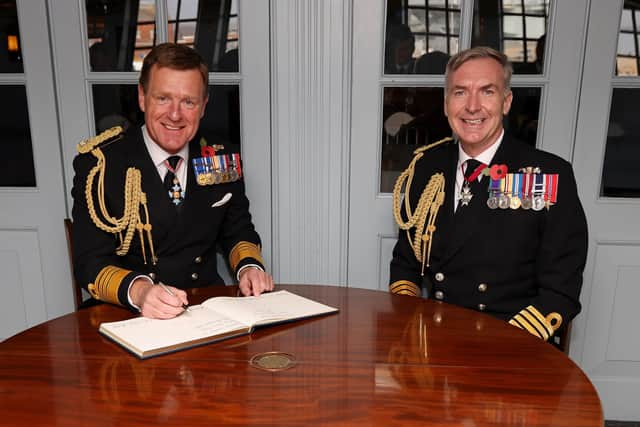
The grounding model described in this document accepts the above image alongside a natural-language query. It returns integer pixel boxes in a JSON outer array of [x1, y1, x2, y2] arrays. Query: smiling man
[[72, 43, 273, 319], [389, 47, 588, 345]]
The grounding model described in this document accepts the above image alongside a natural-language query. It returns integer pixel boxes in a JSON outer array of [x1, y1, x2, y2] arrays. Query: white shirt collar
[[141, 125, 190, 168], [457, 129, 504, 167]]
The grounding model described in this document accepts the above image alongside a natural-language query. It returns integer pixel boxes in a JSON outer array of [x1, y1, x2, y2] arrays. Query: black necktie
[[164, 155, 183, 207], [464, 159, 483, 183]]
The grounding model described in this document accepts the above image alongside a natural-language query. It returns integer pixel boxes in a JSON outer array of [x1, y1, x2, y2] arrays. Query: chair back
[[64, 218, 84, 310]]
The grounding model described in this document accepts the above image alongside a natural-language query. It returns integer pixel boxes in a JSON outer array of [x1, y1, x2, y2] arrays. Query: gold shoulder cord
[[392, 137, 452, 275], [77, 126, 157, 265]]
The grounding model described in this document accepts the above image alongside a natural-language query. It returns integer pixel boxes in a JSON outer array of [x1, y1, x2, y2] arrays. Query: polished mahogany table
[[0, 285, 602, 426]]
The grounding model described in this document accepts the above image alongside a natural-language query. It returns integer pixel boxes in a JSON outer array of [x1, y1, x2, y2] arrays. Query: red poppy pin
[[489, 164, 508, 180]]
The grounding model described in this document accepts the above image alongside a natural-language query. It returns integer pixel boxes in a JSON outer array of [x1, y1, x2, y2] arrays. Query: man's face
[[138, 65, 208, 154], [444, 57, 512, 157]]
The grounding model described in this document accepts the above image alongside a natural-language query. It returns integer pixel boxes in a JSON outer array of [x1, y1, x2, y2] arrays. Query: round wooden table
[[0, 285, 602, 426]]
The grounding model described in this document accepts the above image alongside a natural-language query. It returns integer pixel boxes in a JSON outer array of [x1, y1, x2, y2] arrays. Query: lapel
[[430, 143, 458, 262], [437, 134, 522, 266]]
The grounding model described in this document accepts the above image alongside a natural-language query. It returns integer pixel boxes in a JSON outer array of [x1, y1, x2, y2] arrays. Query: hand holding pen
[[129, 278, 189, 319], [158, 283, 189, 311]]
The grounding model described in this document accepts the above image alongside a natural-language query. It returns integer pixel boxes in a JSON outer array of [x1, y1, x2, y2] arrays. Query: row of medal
[[192, 153, 243, 186], [486, 172, 558, 211]]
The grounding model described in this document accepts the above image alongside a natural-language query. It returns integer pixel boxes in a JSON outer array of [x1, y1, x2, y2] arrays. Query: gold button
[[148, 272, 156, 281], [191, 273, 199, 280], [435, 272, 445, 282], [435, 291, 444, 300], [478, 303, 486, 311], [194, 256, 202, 264], [478, 283, 487, 292]]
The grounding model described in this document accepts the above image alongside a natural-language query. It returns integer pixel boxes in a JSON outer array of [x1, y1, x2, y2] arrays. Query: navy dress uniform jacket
[[389, 135, 588, 336], [71, 127, 263, 310]]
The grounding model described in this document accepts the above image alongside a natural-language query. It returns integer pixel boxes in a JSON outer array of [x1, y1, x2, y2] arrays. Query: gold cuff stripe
[[390, 280, 420, 296], [87, 266, 131, 305], [509, 316, 543, 339], [524, 305, 555, 337], [229, 241, 263, 272], [519, 310, 550, 340]]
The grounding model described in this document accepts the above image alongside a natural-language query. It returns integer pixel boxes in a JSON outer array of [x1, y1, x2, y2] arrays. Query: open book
[[99, 290, 338, 359]]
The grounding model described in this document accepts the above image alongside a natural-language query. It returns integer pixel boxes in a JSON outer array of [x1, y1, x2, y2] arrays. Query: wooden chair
[[554, 322, 572, 355], [64, 218, 84, 310]]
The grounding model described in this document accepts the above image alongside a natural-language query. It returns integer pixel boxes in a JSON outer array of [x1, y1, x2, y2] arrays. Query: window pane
[[92, 84, 241, 146], [186, 0, 240, 72], [525, 16, 546, 39], [380, 86, 451, 193], [408, 9, 426, 33], [385, 0, 461, 75], [168, 0, 198, 20], [86, 0, 156, 72], [0, 86, 35, 186], [428, 10, 447, 34], [472, 0, 550, 75], [503, 16, 524, 38], [601, 88, 640, 197], [615, 1, 640, 76], [502, 0, 523, 13], [506, 87, 541, 147], [620, 9, 633, 32], [0, 0, 23, 73], [524, 0, 548, 15]]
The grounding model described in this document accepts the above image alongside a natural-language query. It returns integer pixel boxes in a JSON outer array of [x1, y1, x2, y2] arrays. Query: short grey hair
[[444, 46, 513, 93]]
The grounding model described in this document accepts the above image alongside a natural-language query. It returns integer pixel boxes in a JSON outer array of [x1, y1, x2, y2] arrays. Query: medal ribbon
[[533, 173, 544, 197], [163, 157, 182, 175], [233, 153, 242, 177], [546, 174, 559, 203], [463, 162, 486, 184]]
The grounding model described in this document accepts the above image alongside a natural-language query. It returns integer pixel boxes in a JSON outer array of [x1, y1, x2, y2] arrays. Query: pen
[[158, 283, 189, 310]]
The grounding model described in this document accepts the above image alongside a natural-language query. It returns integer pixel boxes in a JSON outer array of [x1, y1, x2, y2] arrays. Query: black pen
[[158, 283, 189, 311]]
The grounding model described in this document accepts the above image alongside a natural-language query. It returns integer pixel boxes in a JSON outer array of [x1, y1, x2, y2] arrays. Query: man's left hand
[[238, 267, 274, 296]]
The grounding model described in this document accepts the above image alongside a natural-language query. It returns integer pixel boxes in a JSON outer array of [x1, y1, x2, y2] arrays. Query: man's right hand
[[129, 279, 189, 319]]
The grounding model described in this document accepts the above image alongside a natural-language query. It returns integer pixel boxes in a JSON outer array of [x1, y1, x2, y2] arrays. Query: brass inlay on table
[[250, 351, 296, 371]]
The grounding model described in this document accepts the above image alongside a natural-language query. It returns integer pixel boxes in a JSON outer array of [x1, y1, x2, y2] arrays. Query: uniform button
[[478, 283, 488, 292], [194, 256, 202, 264], [434, 290, 444, 300], [478, 303, 486, 311], [435, 272, 445, 282], [191, 272, 199, 281], [148, 272, 156, 281]]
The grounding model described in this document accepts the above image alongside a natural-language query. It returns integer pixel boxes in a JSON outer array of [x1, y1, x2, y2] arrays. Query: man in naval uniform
[[72, 43, 273, 319], [389, 46, 588, 343]]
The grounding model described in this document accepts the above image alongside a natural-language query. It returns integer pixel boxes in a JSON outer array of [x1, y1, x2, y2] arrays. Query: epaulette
[[412, 136, 454, 156], [77, 126, 124, 154]]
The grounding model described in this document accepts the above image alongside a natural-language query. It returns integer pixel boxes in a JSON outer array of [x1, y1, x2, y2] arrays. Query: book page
[[100, 304, 249, 353], [201, 290, 338, 327]]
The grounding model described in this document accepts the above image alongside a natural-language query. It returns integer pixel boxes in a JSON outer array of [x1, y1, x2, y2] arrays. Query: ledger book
[[99, 290, 338, 359]]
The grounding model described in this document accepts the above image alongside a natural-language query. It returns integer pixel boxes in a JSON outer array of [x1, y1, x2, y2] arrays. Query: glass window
[[616, 0, 640, 76], [86, 0, 239, 73], [86, 0, 157, 72], [0, 86, 35, 186], [472, 0, 550, 75], [92, 84, 240, 145], [0, 0, 23, 73], [168, 0, 239, 72], [601, 88, 640, 197], [506, 87, 542, 147], [385, 0, 461, 74], [380, 86, 450, 192]]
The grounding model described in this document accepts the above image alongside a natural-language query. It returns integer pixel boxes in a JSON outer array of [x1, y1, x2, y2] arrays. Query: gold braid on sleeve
[[78, 126, 157, 265], [392, 137, 451, 276]]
